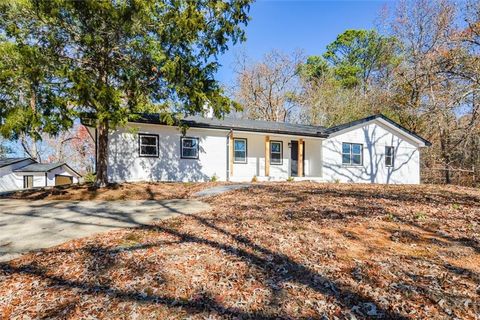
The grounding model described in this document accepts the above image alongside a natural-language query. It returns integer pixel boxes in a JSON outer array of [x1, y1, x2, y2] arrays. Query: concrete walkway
[[0, 199, 210, 262], [193, 184, 250, 197]]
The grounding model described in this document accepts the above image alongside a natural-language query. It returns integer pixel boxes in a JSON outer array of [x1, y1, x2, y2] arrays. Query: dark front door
[[290, 140, 305, 177]]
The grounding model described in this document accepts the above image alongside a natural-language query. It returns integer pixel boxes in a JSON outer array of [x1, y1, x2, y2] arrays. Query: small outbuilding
[[0, 158, 81, 192]]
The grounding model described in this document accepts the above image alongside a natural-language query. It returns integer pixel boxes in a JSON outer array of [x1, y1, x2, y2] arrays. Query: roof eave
[[0, 158, 33, 168], [130, 118, 328, 138]]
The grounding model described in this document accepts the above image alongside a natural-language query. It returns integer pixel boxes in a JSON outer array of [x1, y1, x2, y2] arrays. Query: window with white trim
[[139, 134, 158, 157], [233, 138, 247, 163], [181, 137, 199, 159], [270, 141, 283, 165], [342, 142, 363, 165], [385, 146, 394, 167]]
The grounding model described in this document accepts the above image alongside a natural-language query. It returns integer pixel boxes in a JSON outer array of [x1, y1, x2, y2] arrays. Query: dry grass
[[0, 181, 222, 201], [0, 182, 479, 319]]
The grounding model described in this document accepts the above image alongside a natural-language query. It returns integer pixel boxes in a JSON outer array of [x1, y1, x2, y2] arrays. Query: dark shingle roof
[[13, 162, 82, 177], [14, 162, 64, 173], [0, 158, 31, 168], [324, 114, 431, 146], [134, 114, 328, 138], [118, 113, 431, 146]]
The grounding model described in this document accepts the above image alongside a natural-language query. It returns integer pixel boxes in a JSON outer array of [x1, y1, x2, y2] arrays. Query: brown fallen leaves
[[0, 181, 221, 201], [0, 182, 479, 319]]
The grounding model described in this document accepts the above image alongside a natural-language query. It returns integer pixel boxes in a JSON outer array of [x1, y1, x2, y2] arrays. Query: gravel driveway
[[0, 199, 210, 262]]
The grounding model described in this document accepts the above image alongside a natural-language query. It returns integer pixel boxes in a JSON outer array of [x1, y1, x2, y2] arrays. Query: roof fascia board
[[376, 118, 427, 147], [127, 120, 327, 139], [61, 164, 82, 177], [327, 118, 427, 147], [230, 129, 325, 140]]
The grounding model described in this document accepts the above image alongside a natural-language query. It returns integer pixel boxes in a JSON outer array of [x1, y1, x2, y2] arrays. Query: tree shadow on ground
[[1, 183, 478, 318], [0, 200, 410, 319]]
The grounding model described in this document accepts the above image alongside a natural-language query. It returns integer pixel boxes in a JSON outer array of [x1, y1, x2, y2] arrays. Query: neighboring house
[[84, 114, 431, 184], [0, 158, 81, 192]]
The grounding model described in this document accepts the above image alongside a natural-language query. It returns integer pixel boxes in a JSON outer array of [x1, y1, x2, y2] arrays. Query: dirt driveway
[[0, 199, 210, 262]]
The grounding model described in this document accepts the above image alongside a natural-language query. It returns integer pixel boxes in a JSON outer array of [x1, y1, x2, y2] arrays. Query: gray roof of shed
[[14, 162, 82, 177], [0, 158, 31, 168], [13, 162, 65, 172]]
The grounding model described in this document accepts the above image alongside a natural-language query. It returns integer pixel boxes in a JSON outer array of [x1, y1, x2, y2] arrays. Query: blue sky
[[216, 0, 391, 86], [5, 1, 392, 158]]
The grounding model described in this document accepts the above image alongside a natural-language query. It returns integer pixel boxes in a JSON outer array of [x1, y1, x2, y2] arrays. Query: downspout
[[45, 172, 48, 187]]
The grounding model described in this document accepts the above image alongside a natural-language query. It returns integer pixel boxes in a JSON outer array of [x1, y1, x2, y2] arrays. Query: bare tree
[[388, 0, 480, 183], [233, 50, 303, 122]]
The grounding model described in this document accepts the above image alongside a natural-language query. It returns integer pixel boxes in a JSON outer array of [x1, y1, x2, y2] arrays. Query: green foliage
[[210, 174, 218, 182], [0, 36, 73, 142], [0, 0, 251, 184], [286, 176, 294, 182], [83, 172, 96, 184], [414, 212, 427, 220], [0, 137, 12, 157], [298, 56, 330, 82], [451, 203, 461, 210], [322, 29, 398, 89], [1, 0, 251, 125]]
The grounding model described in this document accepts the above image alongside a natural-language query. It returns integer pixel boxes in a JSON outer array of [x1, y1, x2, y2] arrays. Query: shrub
[[83, 172, 96, 184], [251, 175, 258, 183]]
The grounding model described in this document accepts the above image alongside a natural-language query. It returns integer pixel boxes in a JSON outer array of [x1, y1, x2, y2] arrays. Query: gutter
[[129, 119, 328, 138]]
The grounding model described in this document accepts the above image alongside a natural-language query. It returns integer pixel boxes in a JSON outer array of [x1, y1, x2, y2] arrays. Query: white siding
[[46, 167, 80, 186], [0, 159, 35, 191], [107, 120, 423, 184], [107, 124, 324, 183], [230, 133, 323, 181], [322, 120, 421, 184], [108, 124, 229, 182], [0, 163, 79, 192]]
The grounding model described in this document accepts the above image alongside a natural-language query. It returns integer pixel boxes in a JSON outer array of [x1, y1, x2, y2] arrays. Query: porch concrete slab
[[0, 199, 210, 262]]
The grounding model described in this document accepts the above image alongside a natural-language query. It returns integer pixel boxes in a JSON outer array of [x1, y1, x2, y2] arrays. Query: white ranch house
[[0, 158, 81, 192], [85, 114, 430, 184]]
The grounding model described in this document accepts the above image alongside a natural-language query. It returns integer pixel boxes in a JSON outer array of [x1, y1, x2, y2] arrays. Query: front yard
[[0, 182, 479, 319], [0, 181, 221, 201]]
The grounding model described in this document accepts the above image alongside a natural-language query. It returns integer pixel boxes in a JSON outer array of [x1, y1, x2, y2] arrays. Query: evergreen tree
[[0, 0, 251, 186]]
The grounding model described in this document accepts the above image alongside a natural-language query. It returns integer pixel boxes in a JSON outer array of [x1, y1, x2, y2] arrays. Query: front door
[[290, 140, 305, 177]]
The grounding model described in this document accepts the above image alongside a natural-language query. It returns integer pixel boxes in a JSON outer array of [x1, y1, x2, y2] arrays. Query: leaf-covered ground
[[0, 181, 221, 201], [0, 183, 479, 319]]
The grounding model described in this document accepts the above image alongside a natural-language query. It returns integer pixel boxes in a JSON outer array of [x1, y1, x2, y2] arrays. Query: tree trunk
[[444, 161, 451, 184], [29, 85, 39, 161], [95, 120, 109, 187]]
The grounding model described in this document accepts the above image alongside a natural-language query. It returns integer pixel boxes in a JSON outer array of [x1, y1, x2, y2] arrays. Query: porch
[[227, 131, 324, 182]]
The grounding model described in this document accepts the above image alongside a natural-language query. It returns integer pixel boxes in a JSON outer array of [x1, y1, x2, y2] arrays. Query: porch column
[[265, 136, 270, 176], [298, 139, 304, 177], [229, 131, 234, 177]]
